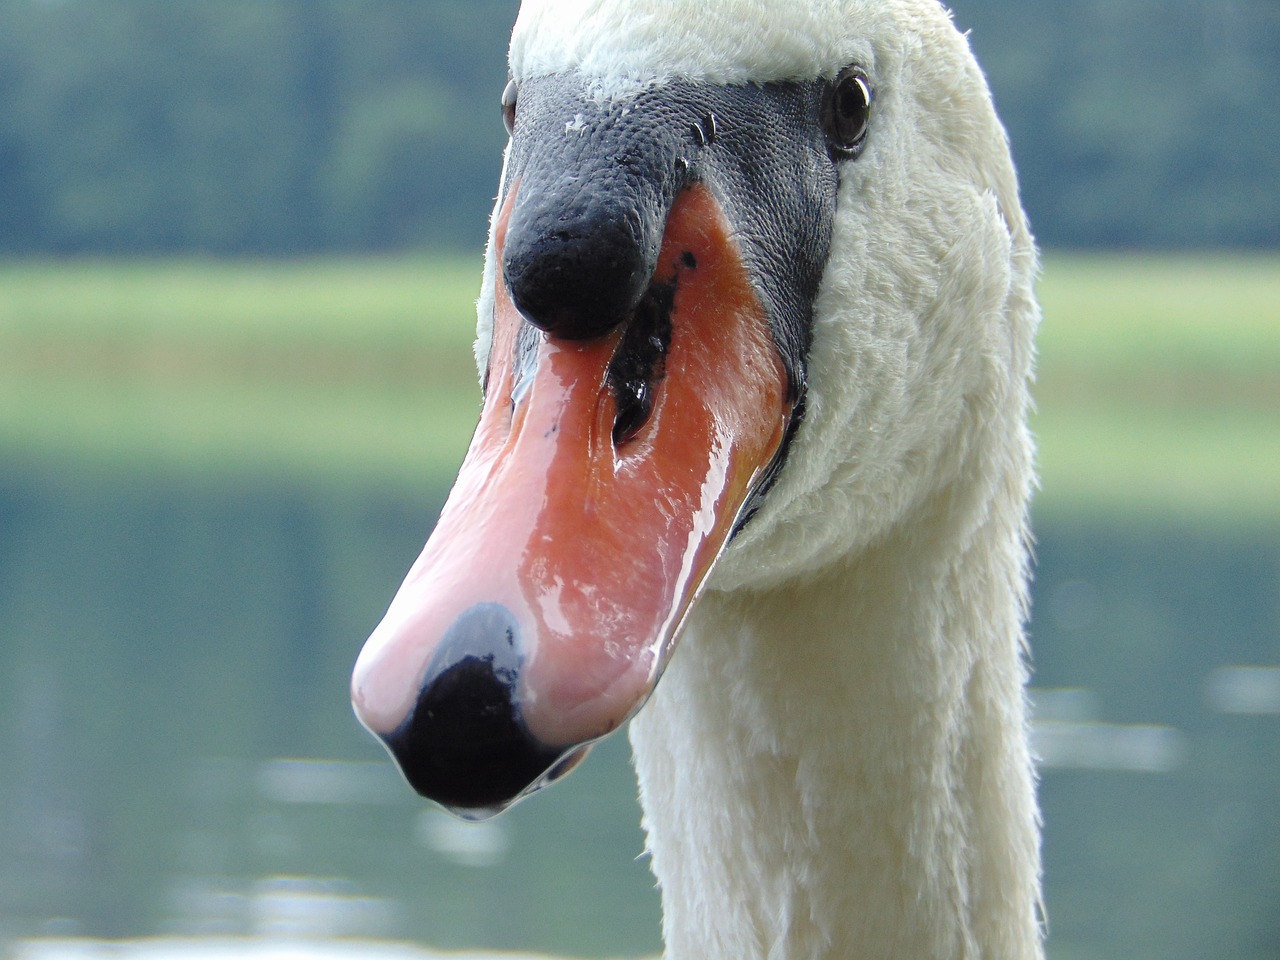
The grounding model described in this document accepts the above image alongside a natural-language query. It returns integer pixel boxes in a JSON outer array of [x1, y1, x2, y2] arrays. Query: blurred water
[[0, 465, 1276, 960]]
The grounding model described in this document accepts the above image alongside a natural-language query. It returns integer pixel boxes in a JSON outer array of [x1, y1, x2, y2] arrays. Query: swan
[[352, 0, 1044, 957]]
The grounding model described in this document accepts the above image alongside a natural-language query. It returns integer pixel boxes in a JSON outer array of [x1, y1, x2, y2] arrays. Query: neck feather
[[629, 480, 1044, 960]]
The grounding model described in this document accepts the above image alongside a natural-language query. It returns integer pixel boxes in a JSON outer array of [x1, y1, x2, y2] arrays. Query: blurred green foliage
[[0, 0, 1275, 254], [0, 0, 516, 254]]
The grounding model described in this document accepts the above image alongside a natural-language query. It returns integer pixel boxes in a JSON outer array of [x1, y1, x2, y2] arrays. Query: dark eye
[[822, 66, 872, 157], [501, 78, 518, 136]]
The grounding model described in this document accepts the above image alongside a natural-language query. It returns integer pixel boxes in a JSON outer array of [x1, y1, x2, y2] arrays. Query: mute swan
[[352, 0, 1044, 958]]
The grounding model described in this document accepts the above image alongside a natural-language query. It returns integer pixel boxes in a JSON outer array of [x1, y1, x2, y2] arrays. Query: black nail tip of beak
[[379, 603, 563, 814]]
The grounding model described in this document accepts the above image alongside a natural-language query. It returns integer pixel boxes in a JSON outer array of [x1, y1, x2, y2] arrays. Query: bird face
[[351, 70, 852, 814], [351, 0, 1035, 816]]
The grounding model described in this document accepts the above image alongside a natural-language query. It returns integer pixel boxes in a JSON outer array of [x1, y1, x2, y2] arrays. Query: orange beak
[[351, 183, 792, 816]]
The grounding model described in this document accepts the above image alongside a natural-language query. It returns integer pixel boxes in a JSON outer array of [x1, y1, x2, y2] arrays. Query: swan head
[[351, 0, 1037, 816]]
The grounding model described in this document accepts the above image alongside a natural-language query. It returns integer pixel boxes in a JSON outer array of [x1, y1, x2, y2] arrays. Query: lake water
[[0, 465, 1276, 960]]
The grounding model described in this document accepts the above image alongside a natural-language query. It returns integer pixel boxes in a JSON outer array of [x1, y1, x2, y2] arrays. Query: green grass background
[[2, 254, 1277, 523]]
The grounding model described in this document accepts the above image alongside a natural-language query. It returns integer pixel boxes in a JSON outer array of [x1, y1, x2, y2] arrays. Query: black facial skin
[[498, 72, 843, 393]]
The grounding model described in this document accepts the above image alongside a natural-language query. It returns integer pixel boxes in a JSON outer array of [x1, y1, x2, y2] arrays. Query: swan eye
[[822, 67, 873, 157], [501, 78, 518, 136]]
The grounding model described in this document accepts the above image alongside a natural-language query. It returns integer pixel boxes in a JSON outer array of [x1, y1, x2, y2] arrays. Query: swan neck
[[630, 506, 1044, 960]]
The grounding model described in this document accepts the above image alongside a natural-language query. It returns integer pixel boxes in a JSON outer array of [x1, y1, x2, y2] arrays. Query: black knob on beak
[[502, 181, 662, 341], [378, 603, 561, 816]]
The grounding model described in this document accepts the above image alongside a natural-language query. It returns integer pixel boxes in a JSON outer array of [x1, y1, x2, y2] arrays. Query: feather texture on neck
[[632, 469, 1043, 959]]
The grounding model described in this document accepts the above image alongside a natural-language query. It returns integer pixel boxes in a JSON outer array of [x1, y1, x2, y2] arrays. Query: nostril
[[607, 277, 676, 448], [378, 603, 562, 815], [612, 379, 654, 446]]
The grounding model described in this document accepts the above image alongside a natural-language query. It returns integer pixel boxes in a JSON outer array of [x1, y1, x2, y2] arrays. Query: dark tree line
[[0, 0, 1275, 255], [959, 0, 1279, 249], [0, 0, 517, 254]]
